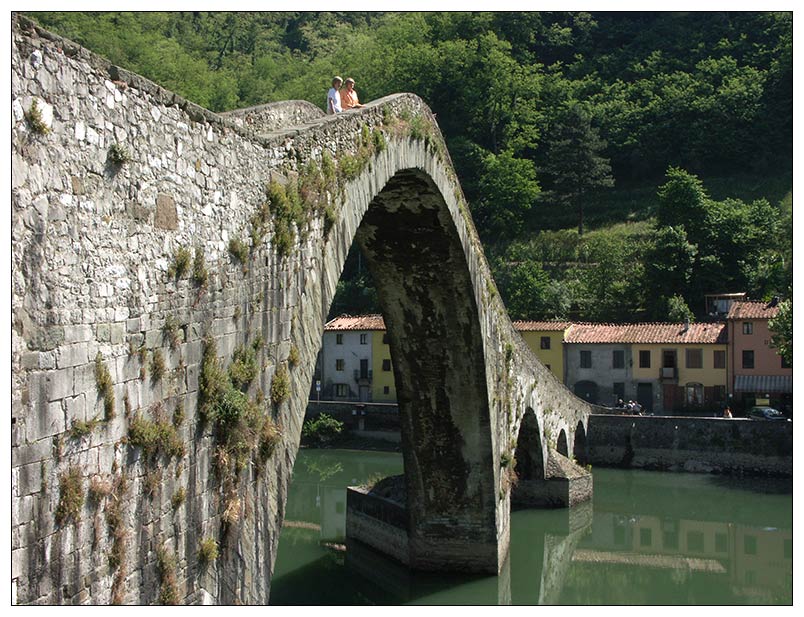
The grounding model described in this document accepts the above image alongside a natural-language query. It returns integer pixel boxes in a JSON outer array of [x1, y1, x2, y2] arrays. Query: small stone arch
[[556, 429, 569, 457], [513, 408, 546, 483], [511, 407, 548, 508], [573, 420, 588, 465]]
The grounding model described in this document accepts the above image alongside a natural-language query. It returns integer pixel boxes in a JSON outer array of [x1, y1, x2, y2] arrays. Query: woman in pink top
[[341, 78, 364, 110]]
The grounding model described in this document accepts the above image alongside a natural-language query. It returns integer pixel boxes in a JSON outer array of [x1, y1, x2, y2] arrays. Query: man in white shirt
[[327, 76, 343, 114]]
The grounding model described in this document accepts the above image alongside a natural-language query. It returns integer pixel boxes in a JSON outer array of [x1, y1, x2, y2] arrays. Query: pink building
[[726, 300, 792, 414]]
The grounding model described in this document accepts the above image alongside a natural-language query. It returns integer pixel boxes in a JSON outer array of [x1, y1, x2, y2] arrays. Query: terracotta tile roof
[[564, 322, 727, 345], [324, 314, 386, 331], [726, 300, 780, 320], [512, 320, 572, 332]]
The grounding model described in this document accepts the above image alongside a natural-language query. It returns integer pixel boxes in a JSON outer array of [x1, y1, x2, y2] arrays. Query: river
[[270, 448, 792, 605]]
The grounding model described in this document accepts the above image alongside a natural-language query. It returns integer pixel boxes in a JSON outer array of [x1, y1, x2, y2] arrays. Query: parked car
[[747, 406, 789, 421]]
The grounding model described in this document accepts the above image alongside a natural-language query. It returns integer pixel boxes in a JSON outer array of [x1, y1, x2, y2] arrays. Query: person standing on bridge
[[341, 77, 364, 110], [327, 76, 343, 114]]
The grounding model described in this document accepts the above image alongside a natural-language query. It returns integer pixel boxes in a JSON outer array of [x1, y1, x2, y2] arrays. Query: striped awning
[[734, 375, 793, 393]]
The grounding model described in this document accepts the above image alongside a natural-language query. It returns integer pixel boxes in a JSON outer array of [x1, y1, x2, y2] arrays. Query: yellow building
[[371, 328, 397, 402], [627, 323, 728, 412], [512, 321, 571, 382]]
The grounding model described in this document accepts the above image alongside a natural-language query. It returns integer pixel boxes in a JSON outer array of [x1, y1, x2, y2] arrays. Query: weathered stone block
[[54, 341, 87, 376], [155, 193, 178, 230], [110, 323, 125, 345], [64, 324, 92, 344], [96, 323, 110, 343], [42, 368, 74, 402]]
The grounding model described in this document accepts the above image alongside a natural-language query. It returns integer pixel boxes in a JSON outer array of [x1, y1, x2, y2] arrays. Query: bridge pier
[[345, 476, 506, 574]]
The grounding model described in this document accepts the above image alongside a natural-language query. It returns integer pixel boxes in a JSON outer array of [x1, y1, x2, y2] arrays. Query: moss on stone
[[55, 465, 84, 526], [228, 344, 258, 390], [156, 545, 179, 605], [192, 245, 208, 288], [24, 100, 49, 134], [168, 246, 191, 279], [95, 352, 116, 420], [128, 407, 185, 460], [270, 364, 290, 407], [198, 537, 219, 567]]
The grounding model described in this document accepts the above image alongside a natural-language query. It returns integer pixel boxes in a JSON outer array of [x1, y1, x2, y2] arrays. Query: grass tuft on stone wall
[[95, 352, 116, 420], [55, 465, 84, 526]]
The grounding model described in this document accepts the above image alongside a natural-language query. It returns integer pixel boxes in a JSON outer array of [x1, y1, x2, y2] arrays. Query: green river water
[[270, 448, 792, 605]]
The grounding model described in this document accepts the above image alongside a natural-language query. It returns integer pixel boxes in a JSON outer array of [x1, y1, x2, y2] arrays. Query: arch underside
[[353, 168, 499, 570]]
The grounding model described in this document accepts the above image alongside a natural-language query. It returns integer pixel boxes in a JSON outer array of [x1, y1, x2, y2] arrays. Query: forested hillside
[[28, 11, 793, 322]]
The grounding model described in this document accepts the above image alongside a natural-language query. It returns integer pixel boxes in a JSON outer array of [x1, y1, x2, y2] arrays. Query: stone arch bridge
[[11, 16, 594, 605]]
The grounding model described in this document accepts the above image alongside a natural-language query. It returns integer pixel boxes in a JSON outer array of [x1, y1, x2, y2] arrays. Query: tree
[[475, 149, 541, 243], [666, 294, 694, 323], [538, 103, 613, 235], [642, 226, 697, 320], [496, 259, 552, 320], [768, 295, 792, 366], [656, 167, 710, 242]]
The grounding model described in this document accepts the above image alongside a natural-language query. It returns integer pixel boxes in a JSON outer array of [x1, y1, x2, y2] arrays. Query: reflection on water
[[270, 449, 792, 605]]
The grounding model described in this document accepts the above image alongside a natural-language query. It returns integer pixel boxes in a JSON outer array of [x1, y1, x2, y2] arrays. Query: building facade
[[512, 321, 571, 382], [318, 315, 385, 402], [564, 322, 728, 414], [726, 301, 792, 413]]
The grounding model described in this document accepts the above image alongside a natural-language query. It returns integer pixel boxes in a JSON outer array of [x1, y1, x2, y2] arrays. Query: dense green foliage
[[301, 413, 345, 447], [29, 11, 792, 323]]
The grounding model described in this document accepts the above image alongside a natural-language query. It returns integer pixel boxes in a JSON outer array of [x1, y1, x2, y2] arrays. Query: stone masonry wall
[[11, 15, 596, 604], [218, 100, 325, 135], [586, 415, 793, 475]]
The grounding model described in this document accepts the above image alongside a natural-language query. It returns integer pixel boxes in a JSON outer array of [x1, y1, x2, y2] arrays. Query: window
[[540, 336, 551, 350], [744, 535, 757, 555], [383, 386, 390, 395], [715, 532, 728, 553], [686, 348, 703, 369], [335, 384, 348, 397], [580, 350, 592, 369], [335, 359, 345, 371], [743, 321, 753, 334], [640, 528, 652, 547], [613, 350, 625, 369], [685, 383, 704, 405], [360, 333, 368, 345], [714, 350, 726, 369], [742, 350, 755, 369], [663, 531, 678, 550], [639, 350, 651, 368], [687, 530, 704, 552], [382, 359, 391, 372], [382, 333, 389, 345], [336, 333, 343, 345], [713, 385, 726, 402]]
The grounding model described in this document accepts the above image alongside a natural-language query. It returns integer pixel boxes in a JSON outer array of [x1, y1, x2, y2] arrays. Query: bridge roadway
[[11, 15, 593, 605]]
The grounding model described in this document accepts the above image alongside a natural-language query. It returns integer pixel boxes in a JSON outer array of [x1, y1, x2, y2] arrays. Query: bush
[[301, 413, 344, 447]]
